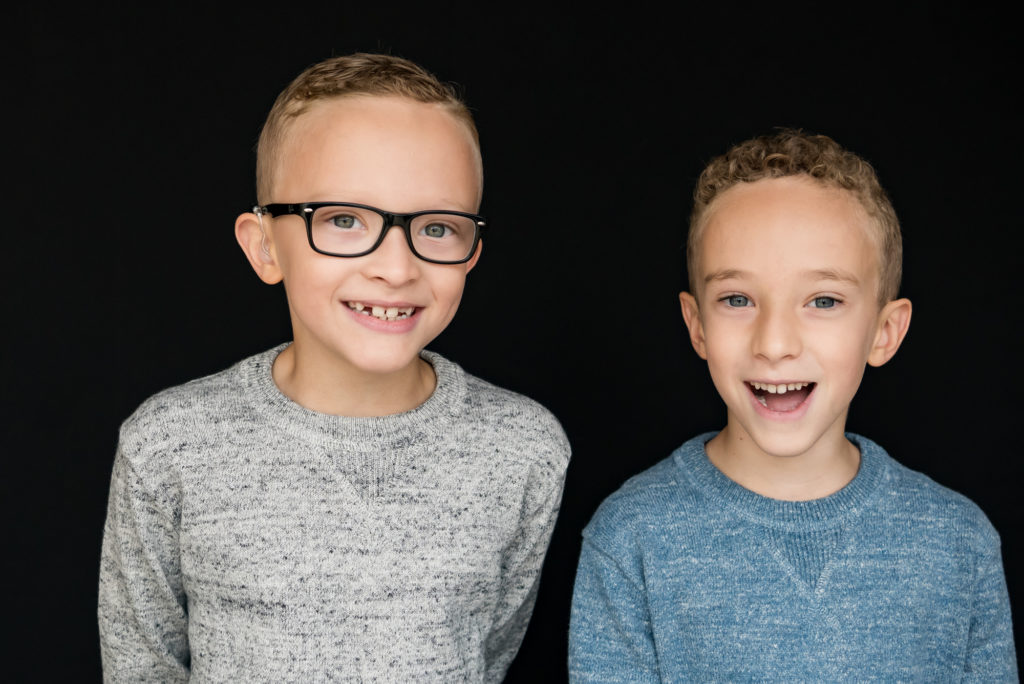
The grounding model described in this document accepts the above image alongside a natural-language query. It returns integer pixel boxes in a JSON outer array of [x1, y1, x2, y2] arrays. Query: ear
[[235, 211, 283, 285], [679, 291, 708, 360], [464, 239, 483, 273], [867, 298, 912, 367]]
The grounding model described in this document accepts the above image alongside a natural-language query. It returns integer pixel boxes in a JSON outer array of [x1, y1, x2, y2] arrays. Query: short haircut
[[256, 53, 479, 204], [687, 129, 902, 305]]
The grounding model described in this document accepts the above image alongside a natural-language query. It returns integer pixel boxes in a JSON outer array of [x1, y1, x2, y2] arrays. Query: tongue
[[764, 387, 810, 412]]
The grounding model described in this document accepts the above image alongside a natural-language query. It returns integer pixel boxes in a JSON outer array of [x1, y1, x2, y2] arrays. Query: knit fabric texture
[[569, 433, 1017, 682], [99, 345, 570, 682]]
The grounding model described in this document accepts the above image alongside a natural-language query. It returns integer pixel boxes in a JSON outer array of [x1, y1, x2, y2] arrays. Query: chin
[[737, 422, 826, 460], [348, 355, 421, 377], [752, 436, 818, 459]]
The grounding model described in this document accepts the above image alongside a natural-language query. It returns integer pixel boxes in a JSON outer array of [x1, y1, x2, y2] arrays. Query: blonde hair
[[687, 129, 902, 305], [256, 53, 478, 204]]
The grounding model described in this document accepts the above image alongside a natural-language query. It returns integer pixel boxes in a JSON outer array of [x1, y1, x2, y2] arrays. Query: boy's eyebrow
[[703, 268, 862, 285], [703, 269, 748, 284], [803, 268, 861, 285]]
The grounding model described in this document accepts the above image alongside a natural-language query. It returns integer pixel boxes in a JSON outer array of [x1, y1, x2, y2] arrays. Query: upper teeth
[[347, 302, 416, 320], [750, 381, 811, 394]]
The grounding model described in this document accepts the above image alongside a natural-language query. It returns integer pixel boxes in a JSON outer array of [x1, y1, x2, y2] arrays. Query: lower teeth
[[359, 311, 408, 321], [349, 304, 410, 321]]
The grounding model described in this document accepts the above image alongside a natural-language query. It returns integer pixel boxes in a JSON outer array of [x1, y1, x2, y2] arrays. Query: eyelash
[[808, 296, 842, 309], [716, 294, 845, 309], [719, 294, 752, 308]]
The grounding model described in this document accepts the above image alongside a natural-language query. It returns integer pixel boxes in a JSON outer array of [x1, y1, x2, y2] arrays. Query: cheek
[[280, 260, 355, 308], [814, 329, 871, 383], [428, 270, 469, 312], [702, 335, 742, 391], [701, 320, 744, 365]]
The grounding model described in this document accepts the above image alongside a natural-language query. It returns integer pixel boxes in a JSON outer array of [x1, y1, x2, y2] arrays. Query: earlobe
[[464, 239, 483, 273], [679, 292, 708, 359], [867, 298, 912, 367], [235, 212, 283, 285]]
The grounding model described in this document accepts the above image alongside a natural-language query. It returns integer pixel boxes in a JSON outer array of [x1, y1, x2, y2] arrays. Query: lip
[[746, 380, 816, 422], [342, 299, 422, 333], [344, 298, 421, 309]]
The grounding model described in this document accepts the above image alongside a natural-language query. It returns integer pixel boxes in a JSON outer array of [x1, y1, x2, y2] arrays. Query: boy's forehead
[[271, 95, 483, 207], [285, 95, 477, 152], [697, 177, 880, 286], [282, 96, 477, 157]]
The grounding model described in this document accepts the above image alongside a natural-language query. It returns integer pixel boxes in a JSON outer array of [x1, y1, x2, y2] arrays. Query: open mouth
[[345, 301, 417, 321], [747, 381, 816, 412]]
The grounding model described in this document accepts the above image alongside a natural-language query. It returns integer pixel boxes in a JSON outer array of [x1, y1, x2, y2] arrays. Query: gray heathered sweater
[[98, 345, 570, 682]]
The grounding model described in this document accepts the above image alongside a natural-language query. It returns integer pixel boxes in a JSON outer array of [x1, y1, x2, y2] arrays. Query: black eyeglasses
[[255, 202, 486, 264]]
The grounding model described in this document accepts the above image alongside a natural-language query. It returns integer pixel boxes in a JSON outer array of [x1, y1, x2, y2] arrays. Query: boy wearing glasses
[[569, 130, 1016, 680], [99, 53, 569, 681]]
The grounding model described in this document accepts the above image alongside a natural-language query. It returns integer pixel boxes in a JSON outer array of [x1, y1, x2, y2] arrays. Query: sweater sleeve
[[568, 534, 660, 683], [963, 532, 1018, 681], [98, 446, 190, 683], [483, 459, 567, 683]]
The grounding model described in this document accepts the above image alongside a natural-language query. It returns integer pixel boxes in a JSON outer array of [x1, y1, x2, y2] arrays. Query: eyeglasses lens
[[310, 206, 477, 262]]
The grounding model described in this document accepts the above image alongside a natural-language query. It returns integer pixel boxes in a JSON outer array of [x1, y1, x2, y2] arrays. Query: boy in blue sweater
[[569, 129, 1017, 680]]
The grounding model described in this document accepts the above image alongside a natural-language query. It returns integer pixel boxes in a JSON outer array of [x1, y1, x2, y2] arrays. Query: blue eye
[[723, 294, 751, 307], [328, 213, 364, 230], [420, 222, 452, 239], [810, 296, 838, 308]]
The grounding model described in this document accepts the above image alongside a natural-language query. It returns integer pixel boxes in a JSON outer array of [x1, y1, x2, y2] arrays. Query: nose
[[751, 304, 802, 362], [363, 225, 420, 285]]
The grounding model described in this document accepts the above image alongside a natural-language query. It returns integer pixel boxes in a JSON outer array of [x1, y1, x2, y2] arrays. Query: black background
[[11, 4, 1022, 680]]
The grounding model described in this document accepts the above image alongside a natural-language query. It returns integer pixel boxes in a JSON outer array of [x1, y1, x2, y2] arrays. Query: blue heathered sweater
[[569, 433, 1017, 682]]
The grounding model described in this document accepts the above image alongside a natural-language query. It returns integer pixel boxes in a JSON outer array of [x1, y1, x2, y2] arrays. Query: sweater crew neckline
[[237, 343, 466, 452], [674, 432, 889, 531]]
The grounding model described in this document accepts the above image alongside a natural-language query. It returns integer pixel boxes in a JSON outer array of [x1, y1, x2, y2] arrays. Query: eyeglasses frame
[[254, 202, 486, 265]]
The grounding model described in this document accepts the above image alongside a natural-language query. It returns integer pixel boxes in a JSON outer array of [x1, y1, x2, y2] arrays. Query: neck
[[271, 343, 436, 417], [705, 422, 860, 501]]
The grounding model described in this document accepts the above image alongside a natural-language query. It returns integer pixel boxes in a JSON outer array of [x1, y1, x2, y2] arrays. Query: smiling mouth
[[345, 301, 417, 321], [747, 381, 816, 412]]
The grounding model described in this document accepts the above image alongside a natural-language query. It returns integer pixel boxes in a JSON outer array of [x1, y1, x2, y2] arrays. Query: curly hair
[[256, 53, 478, 204], [687, 129, 902, 305]]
